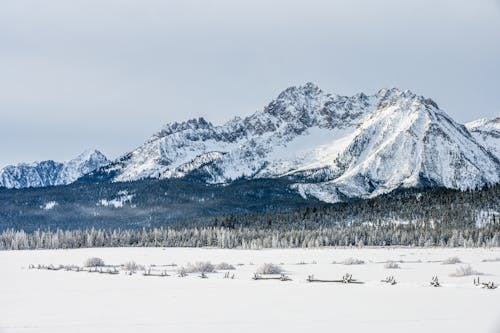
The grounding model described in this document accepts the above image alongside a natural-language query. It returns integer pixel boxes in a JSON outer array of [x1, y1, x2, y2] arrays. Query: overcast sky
[[1, 0, 499, 167]]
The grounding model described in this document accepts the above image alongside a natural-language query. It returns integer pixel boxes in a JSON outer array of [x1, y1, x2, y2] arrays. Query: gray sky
[[1, 0, 499, 167]]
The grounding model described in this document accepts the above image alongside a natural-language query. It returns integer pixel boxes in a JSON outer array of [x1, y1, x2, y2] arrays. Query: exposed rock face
[[90, 83, 499, 203], [0, 150, 109, 189]]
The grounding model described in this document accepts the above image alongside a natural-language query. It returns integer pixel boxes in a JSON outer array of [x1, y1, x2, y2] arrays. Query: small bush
[[342, 258, 365, 265], [177, 267, 187, 276], [482, 257, 500, 262], [442, 257, 461, 265], [185, 261, 215, 273], [384, 261, 400, 269], [450, 265, 482, 277], [123, 261, 144, 272], [84, 257, 105, 267], [256, 263, 283, 275], [216, 262, 235, 270]]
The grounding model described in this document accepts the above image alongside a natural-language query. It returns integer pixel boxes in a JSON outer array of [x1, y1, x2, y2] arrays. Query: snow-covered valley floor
[[1, 247, 500, 333]]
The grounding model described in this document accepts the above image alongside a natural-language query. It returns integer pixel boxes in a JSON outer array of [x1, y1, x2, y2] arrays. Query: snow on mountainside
[[466, 117, 500, 160], [0, 150, 109, 189], [94, 83, 500, 203]]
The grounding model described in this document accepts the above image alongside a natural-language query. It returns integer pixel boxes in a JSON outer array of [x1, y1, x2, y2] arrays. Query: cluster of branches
[[1, 220, 499, 250]]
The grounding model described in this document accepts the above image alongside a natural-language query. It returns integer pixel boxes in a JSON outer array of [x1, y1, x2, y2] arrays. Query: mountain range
[[0, 150, 109, 189], [1, 83, 499, 204]]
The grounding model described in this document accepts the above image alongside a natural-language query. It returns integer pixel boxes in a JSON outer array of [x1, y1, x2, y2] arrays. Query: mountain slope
[[466, 117, 500, 160], [98, 83, 372, 183], [294, 93, 499, 202], [0, 150, 109, 189], [90, 83, 499, 203]]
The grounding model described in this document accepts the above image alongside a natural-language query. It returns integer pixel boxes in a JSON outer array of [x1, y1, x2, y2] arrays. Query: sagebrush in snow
[[177, 267, 187, 277], [442, 257, 462, 265], [84, 257, 105, 267], [384, 261, 400, 269], [215, 262, 235, 270], [482, 257, 500, 262], [256, 263, 283, 275], [185, 261, 215, 273], [123, 261, 144, 272], [450, 265, 483, 277], [342, 258, 365, 265]]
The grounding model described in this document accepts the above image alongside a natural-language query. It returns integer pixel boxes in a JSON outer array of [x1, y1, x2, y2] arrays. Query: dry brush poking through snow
[[450, 265, 483, 277], [256, 263, 283, 275], [122, 261, 144, 272], [215, 262, 235, 270], [185, 261, 216, 273], [342, 258, 365, 265], [442, 256, 462, 264], [384, 261, 400, 269], [84, 257, 105, 267], [482, 257, 500, 262]]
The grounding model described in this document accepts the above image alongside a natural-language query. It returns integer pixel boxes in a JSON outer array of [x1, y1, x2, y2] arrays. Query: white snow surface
[[1, 247, 499, 333], [98, 190, 135, 208], [100, 83, 500, 202], [40, 201, 58, 210]]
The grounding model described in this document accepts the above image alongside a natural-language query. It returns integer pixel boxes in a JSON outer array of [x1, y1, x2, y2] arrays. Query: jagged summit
[[0, 149, 109, 189], [154, 117, 213, 140], [90, 83, 499, 202], [3, 83, 498, 202]]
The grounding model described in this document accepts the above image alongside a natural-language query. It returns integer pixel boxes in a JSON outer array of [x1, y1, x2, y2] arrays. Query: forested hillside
[[0, 182, 498, 249]]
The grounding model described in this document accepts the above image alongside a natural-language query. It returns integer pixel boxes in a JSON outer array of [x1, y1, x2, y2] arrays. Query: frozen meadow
[[1, 247, 500, 333]]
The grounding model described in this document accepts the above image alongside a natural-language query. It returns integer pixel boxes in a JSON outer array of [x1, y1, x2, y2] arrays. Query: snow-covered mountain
[[466, 117, 500, 161], [92, 83, 500, 203], [0, 150, 109, 189]]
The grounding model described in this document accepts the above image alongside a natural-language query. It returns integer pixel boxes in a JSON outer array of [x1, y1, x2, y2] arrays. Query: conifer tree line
[[209, 184, 500, 230], [0, 184, 498, 250], [1, 221, 499, 250]]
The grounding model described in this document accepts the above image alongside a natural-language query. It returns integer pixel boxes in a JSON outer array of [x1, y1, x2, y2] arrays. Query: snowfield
[[1, 247, 500, 333]]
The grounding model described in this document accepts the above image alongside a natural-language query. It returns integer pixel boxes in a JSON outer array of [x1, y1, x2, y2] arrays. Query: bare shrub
[[177, 267, 187, 277], [384, 261, 400, 269], [123, 261, 144, 272], [185, 261, 215, 273], [256, 263, 283, 275], [450, 265, 483, 277], [482, 257, 500, 263], [84, 257, 105, 267], [342, 258, 365, 265], [442, 257, 461, 265], [215, 262, 235, 270]]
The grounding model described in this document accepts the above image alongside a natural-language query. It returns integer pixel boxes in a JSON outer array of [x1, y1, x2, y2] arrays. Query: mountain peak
[[97, 83, 499, 202], [154, 117, 214, 140], [0, 150, 109, 189], [71, 149, 108, 163], [466, 117, 500, 131], [465, 117, 500, 161], [5, 83, 498, 203], [275, 82, 323, 101]]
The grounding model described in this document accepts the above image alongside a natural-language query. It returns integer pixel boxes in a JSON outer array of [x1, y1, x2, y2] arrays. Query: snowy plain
[[1, 247, 500, 333]]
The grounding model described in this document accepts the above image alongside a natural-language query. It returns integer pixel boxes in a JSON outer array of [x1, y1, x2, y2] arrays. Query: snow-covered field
[[1, 247, 500, 333]]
